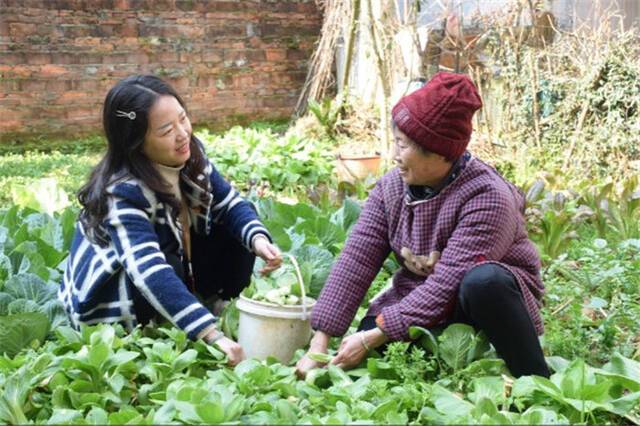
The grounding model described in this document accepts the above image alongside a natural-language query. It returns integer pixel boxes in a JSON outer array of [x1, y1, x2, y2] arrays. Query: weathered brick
[[265, 48, 286, 62], [0, 20, 10, 37], [102, 53, 128, 64], [9, 23, 38, 38], [1, 0, 322, 142], [0, 52, 27, 65], [41, 64, 68, 77], [119, 19, 139, 37], [153, 51, 179, 63], [245, 49, 266, 63], [20, 79, 47, 92], [201, 49, 223, 64], [26, 53, 52, 65], [286, 49, 307, 60], [45, 79, 73, 92], [261, 94, 295, 108], [126, 52, 149, 64]]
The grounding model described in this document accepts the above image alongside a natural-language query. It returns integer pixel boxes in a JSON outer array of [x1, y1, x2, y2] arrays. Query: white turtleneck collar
[[154, 162, 185, 201]]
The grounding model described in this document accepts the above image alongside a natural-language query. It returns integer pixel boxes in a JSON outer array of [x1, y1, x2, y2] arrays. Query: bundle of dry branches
[[294, 0, 350, 117]]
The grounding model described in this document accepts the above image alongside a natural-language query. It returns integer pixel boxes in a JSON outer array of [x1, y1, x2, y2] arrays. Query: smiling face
[[392, 125, 453, 187], [142, 95, 192, 167]]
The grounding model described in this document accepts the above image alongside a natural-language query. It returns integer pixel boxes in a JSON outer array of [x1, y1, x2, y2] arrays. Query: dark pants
[[133, 223, 256, 324], [358, 263, 550, 378]]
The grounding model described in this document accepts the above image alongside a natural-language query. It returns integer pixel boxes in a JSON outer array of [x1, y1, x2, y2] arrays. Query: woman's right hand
[[215, 336, 246, 366], [295, 331, 330, 378]]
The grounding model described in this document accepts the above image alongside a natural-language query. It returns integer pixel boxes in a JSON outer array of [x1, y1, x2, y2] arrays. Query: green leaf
[[0, 294, 13, 316], [308, 352, 332, 363], [409, 326, 438, 355], [471, 397, 505, 422], [328, 364, 353, 386], [305, 368, 331, 389], [68, 389, 102, 410], [292, 245, 334, 298], [431, 384, 474, 418], [519, 407, 569, 424], [106, 349, 140, 372], [438, 323, 476, 371], [85, 406, 109, 425], [610, 391, 640, 416], [11, 242, 49, 280], [108, 373, 127, 395], [0, 354, 52, 425], [219, 299, 239, 341], [0, 311, 50, 357], [275, 399, 298, 424], [468, 376, 505, 405], [87, 341, 110, 369], [171, 349, 198, 372], [3, 272, 56, 305], [366, 358, 399, 380], [7, 298, 41, 315], [234, 359, 271, 385], [46, 408, 83, 425], [599, 353, 640, 391], [108, 407, 144, 425], [224, 396, 244, 421], [330, 198, 361, 231], [153, 401, 176, 424], [547, 356, 571, 373], [174, 400, 201, 423], [371, 399, 398, 420], [196, 401, 225, 424]]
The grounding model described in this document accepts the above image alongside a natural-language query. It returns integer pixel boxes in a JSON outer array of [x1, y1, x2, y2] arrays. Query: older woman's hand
[[296, 331, 330, 378], [331, 333, 369, 369], [332, 328, 388, 370]]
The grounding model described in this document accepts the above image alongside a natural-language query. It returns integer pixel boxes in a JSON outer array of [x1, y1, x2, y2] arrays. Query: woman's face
[[392, 126, 452, 187], [143, 95, 192, 167]]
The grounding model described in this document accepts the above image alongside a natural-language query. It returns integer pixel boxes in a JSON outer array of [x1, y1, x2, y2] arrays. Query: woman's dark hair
[[78, 75, 207, 245]]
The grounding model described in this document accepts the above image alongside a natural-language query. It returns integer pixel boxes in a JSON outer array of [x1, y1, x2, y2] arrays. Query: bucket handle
[[284, 253, 308, 320]]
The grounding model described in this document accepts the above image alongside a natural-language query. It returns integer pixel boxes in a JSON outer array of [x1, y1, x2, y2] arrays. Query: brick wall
[[0, 0, 322, 142]]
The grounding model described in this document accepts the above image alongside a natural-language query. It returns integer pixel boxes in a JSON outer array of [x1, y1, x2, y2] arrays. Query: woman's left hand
[[331, 332, 369, 370], [332, 329, 388, 370], [253, 236, 282, 275]]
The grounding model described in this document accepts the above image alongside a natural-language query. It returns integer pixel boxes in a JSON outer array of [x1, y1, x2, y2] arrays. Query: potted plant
[[335, 141, 382, 183]]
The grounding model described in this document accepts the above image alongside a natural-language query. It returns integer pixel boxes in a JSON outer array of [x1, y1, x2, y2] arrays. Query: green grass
[[0, 150, 100, 206], [0, 134, 105, 155], [0, 120, 292, 207]]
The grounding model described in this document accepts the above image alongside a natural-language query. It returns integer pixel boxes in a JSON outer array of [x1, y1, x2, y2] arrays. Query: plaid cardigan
[[59, 153, 270, 340], [311, 156, 544, 341]]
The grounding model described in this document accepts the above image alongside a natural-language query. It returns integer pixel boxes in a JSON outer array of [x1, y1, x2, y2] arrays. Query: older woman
[[296, 72, 549, 378]]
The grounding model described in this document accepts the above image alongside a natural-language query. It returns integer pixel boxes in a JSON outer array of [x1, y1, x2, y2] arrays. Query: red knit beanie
[[391, 72, 482, 161]]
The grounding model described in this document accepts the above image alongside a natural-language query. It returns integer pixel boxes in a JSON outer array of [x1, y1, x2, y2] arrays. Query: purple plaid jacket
[[311, 156, 544, 341]]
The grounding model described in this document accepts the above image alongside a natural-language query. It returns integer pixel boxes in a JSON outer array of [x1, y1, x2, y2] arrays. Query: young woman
[[59, 75, 282, 365], [296, 72, 550, 378]]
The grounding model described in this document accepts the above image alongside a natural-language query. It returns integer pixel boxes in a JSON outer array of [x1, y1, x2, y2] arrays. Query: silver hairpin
[[115, 110, 136, 120]]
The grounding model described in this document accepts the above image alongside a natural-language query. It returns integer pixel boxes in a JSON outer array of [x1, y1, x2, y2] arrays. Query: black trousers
[[358, 263, 550, 378], [133, 223, 256, 324]]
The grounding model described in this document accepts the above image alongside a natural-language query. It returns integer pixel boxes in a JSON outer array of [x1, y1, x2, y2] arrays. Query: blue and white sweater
[[59, 156, 271, 340]]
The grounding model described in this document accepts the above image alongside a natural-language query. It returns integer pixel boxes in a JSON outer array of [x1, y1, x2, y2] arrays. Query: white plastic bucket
[[236, 295, 316, 363]]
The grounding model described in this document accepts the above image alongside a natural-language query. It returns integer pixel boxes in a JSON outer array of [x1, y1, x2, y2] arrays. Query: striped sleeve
[[207, 161, 272, 251], [105, 194, 216, 340]]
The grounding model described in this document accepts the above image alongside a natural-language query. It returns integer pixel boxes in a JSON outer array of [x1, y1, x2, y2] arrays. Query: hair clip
[[115, 110, 136, 120]]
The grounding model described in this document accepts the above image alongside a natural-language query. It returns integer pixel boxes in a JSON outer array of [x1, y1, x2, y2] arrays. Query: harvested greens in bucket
[[242, 256, 309, 305]]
